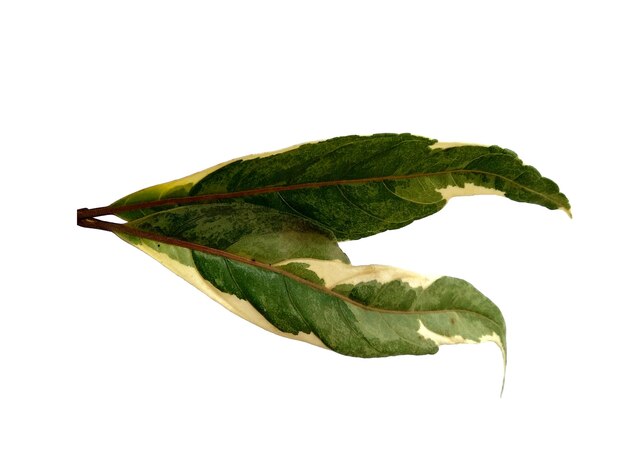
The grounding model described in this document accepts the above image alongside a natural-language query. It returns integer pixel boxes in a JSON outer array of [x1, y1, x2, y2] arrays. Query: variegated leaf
[[118, 203, 505, 359], [112, 133, 570, 240]]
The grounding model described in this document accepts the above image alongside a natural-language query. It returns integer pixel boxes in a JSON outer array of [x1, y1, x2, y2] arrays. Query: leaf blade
[[119, 205, 506, 360], [111, 134, 570, 239]]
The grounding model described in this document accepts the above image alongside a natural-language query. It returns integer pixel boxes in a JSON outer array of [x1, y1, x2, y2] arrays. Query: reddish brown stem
[[75, 169, 495, 220]]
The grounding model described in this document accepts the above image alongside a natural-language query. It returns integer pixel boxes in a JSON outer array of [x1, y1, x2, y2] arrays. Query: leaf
[[118, 203, 506, 359], [111, 133, 571, 240], [78, 132, 570, 386]]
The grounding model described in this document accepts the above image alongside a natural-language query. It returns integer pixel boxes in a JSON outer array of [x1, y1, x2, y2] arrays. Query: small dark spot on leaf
[[450, 318, 456, 325]]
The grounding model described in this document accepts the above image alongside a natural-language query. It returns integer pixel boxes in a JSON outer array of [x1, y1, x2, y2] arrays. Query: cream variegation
[[428, 141, 487, 150], [276, 258, 440, 289], [436, 182, 507, 200]]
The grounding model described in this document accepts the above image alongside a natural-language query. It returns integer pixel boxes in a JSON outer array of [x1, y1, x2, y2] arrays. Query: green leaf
[[112, 133, 571, 240], [120, 204, 506, 360]]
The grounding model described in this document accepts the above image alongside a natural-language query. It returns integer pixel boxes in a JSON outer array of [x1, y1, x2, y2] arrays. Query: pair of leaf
[[78, 133, 570, 369]]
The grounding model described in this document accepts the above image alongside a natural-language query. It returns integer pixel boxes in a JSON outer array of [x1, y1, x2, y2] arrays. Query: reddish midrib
[[76, 168, 562, 220]]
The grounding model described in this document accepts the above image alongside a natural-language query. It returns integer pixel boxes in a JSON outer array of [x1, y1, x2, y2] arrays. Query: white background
[[1, 1, 624, 468]]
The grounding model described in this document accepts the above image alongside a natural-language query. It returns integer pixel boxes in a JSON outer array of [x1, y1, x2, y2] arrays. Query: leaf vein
[[335, 185, 387, 222], [281, 276, 316, 336], [276, 192, 342, 235], [380, 180, 441, 205], [335, 301, 386, 356]]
